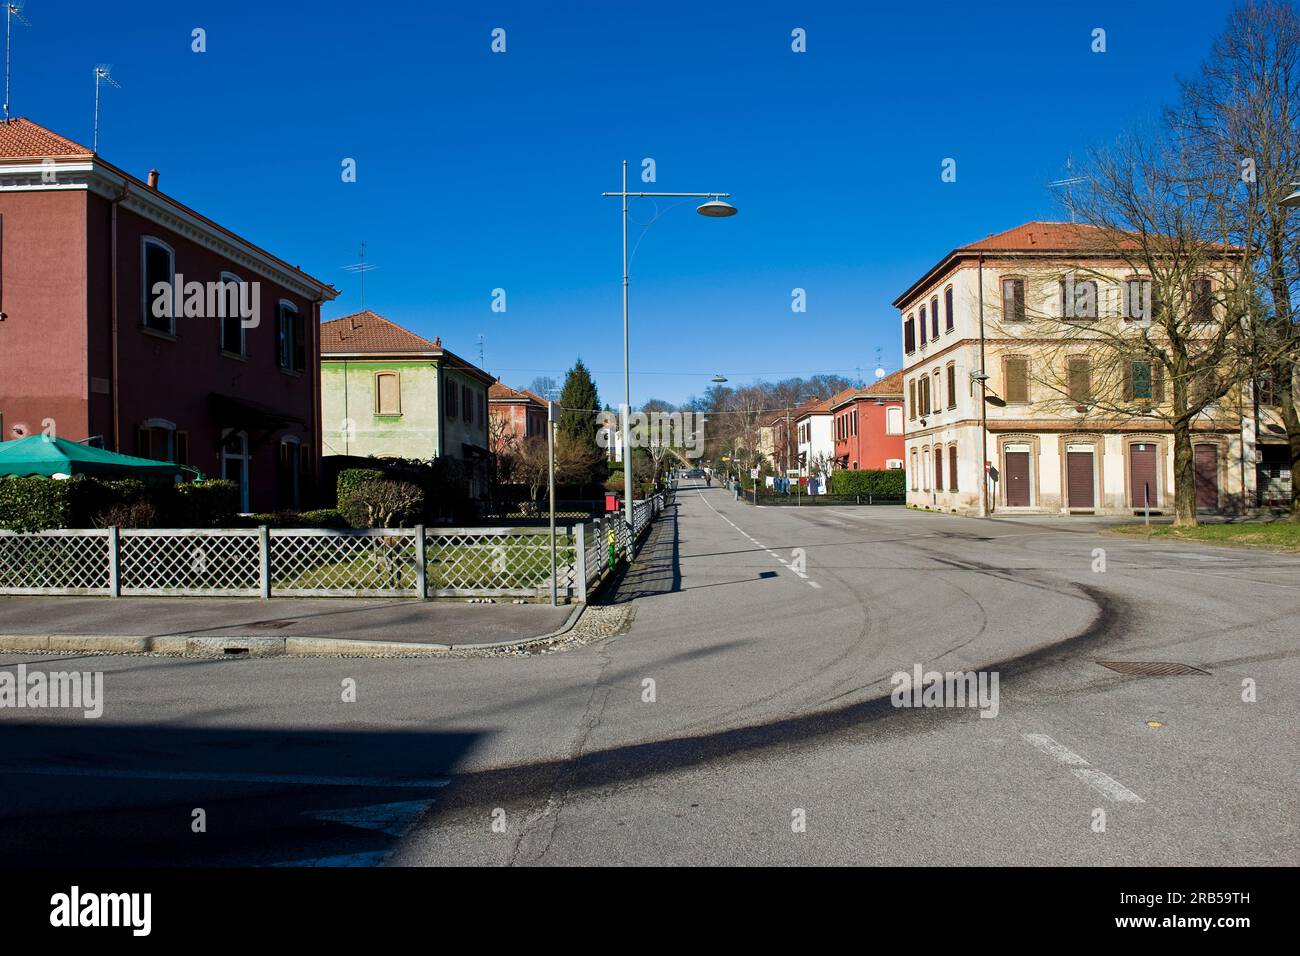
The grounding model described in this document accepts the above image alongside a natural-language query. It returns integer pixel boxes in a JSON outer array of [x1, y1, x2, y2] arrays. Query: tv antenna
[[341, 241, 379, 310], [1048, 159, 1086, 223], [4, 2, 31, 122], [874, 348, 885, 381], [477, 334, 484, 367], [92, 64, 120, 151]]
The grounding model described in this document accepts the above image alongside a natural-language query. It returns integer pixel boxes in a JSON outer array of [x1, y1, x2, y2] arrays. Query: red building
[[0, 119, 337, 511], [488, 381, 548, 450], [831, 371, 906, 471]]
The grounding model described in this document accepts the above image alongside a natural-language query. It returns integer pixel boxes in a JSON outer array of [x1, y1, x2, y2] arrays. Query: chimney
[[146, 169, 160, 190]]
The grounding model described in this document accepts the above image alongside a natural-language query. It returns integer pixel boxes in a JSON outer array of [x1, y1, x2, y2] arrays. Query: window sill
[[278, 367, 305, 378], [140, 325, 177, 342], [220, 350, 248, 362]]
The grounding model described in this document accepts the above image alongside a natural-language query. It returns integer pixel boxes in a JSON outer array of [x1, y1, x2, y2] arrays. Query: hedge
[[0, 476, 242, 531], [0, 476, 75, 531], [336, 468, 385, 506], [829, 469, 906, 498]]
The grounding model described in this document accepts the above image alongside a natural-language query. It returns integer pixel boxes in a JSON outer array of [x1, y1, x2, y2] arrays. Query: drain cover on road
[[1097, 661, 1209, 677]]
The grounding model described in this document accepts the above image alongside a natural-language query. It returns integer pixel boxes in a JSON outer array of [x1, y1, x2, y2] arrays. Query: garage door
[[1129, 444, 1157, 510], [1067, 451, 1095, 509], [1195, 444, 1219, 511], [1005, 451, 1031, 507]]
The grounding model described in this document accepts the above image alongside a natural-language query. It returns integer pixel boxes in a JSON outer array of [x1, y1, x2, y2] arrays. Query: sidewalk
[[0, 595, 577, 656]]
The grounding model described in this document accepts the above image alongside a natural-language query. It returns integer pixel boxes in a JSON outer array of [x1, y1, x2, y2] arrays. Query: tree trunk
[[1172, 424, 1198, 527]]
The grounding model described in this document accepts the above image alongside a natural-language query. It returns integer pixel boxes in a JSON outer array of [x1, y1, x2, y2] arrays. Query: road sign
[[751, 467, 760, 479]]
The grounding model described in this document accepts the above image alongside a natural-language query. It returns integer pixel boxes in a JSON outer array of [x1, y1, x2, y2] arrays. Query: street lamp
[[711, 373, 729, 383], [602, 161, 736, 538], [1283, 183, 1300, 208]]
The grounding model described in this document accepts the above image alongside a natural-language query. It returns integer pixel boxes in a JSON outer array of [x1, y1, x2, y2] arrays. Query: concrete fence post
[[575, 521, 588, 603], [258, 525, 271, 600], [414, 525, 427, 599], [107, 526, 120, 598]]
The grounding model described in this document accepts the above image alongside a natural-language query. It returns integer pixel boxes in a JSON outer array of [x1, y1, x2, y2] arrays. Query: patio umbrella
[[0, 435, 184, 480]]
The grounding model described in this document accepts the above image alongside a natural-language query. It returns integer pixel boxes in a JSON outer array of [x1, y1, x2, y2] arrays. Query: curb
[[0, 604, 588, 658]]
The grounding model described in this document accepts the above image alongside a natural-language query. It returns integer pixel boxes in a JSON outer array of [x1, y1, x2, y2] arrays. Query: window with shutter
[[375, 372, 401, 415], [909, 379, 917, 420], [944, 286, 954, 332], [1004, 357, 1029, 404], [445, 379, 458, 418], [1131, 361, 1153, 400], [949, 444, 958, 492], [1191, 278, 1213, 322], [946, 364, 957, 409], [920, 306, 928, 345], [904, 317, 916, 353], [933, 370, 942, 412], [1067, 358, 1092, 403], [1002, 278, 1026, 323], [142, 239, 175, 334], [930, 296, 939, 338]]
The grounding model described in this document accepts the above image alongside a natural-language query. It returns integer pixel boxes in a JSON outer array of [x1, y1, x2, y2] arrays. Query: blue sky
[[15, 0, 1237, 405]]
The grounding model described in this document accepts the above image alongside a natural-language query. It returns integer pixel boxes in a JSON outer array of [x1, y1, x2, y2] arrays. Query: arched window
[[930, 296, 939, 338], [142, 237, 176, 334], [944, 286, 954, 332]]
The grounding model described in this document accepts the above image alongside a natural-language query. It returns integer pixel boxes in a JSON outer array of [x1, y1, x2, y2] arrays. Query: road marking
[[0, 766, 452, 789], [304, 799, 433, 835], [1022, 733, 1145, 803], [698, 491, 819, 587], [1072, 768, 1145, 803], [1023, 733, 1090, 766], [808, 581, 822, 589]]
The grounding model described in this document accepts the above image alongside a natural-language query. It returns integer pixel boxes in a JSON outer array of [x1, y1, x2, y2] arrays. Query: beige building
[[895, 222, 1252, 516]]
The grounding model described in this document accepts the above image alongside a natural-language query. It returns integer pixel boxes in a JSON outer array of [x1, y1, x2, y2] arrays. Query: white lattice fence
[[0, 530, 111, 594], [425, 527, 578, 598], [271, 529, 418, 596], [119, 530, 261, 596]]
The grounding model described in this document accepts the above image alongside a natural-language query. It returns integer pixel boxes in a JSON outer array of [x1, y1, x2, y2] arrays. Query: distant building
[[830, 373, 906, 471], [489, 380, 547, 450], [895, 221, 1249, 515], [319, 311, 492, 492], [0, 118, 338, 512], [794, 398, 835, 477]]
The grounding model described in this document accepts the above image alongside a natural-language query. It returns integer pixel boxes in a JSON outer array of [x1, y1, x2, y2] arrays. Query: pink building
[[0, 119, 337, 511]]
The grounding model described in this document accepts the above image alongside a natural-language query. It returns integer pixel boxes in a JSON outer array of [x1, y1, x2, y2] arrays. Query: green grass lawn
[[1109, 520, 1300, 551]]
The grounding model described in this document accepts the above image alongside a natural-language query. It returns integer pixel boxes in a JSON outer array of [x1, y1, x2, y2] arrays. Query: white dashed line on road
[[698, 492, 820, 588], [1022, 733, 1145, 803]]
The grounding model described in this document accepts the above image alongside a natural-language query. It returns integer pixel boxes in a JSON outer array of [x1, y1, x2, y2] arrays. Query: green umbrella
[[0, 435, 184, 479]]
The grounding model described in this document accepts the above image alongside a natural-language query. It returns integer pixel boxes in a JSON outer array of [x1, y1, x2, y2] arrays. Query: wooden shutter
[[1005, 357, 1029, 403], [945, 287, 954, 331], [948, 445, 958, 491], [909, 379, 917, 420], [1067, 358, 1091, 403], [1067, 451, 1095, 508], [376, 372, 400, 414], [904, 318, 915, 353], [947, 365, 956, 408], [1152, 363, 1165, 403], [934, 447, 943, 491]]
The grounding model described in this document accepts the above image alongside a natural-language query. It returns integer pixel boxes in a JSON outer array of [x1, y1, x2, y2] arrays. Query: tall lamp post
[[603, 162, 736, 540]]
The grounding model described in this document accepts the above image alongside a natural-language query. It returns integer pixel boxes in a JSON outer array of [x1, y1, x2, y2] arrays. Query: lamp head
[[696, 198, 738, 218]]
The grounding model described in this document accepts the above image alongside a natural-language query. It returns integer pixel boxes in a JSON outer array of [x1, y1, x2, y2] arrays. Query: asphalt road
[[1, 480, 1296, 866]]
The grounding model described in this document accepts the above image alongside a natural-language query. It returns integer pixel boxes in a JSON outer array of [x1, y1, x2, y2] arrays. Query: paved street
[[1, 479, 1296, 866]]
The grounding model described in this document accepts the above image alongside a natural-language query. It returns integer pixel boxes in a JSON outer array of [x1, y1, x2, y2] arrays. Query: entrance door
[[222, 430, 250, 513], [1005, 451, 1031, 507], [1129, 444, 1158, 510], [1194, 443, 1219, 511], [1066, 450, 1095, 509]]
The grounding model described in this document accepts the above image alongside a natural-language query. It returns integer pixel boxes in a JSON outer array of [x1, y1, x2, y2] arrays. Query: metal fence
[[0, 493, 670, 602]]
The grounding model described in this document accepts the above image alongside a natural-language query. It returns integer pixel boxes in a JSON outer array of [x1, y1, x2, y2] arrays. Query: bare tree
[[1172, 0, 1300, 518]]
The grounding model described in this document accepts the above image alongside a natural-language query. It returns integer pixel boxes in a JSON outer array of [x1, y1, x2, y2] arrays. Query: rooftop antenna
[[477, 334, 484, 367], [1048, 158, 1086, 224], [874, 349, 885, 381], [4, 2, 31, 122], [92, 64, 119, 151], [341, 241, 378, 310]]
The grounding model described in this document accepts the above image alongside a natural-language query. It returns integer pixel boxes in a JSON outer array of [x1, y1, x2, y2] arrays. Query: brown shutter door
[[1005, 451, 1031, 506], [1130, 445, 1158, 509], [1067, 451, 1095, 508], [1195, 443, 1219, 510], [1005, 358, 1029, 404]]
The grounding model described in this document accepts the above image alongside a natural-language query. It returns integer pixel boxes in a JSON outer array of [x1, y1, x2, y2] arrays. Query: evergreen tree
[[557, 359, 607, 487]]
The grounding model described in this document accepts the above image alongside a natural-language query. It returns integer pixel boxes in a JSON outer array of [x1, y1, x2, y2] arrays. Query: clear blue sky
[[15, 0, 1236, 405]]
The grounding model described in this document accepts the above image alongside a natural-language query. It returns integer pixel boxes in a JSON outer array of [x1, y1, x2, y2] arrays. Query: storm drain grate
[[1097, 661, 1210, 677]]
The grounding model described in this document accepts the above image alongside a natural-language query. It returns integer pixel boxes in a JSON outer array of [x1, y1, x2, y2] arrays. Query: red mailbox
[[604, 492, 621, 513]]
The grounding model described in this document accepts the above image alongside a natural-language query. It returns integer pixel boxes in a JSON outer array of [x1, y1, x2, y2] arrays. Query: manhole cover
[[250, 620, 296, 629], [1097, 661, 1209, 677]]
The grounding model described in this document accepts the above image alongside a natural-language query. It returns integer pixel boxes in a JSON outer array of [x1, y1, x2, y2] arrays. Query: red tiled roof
[[957, 221, 1114, 252], [863, 370, 904, 395], [489, 381, 545, 405], [0, 118, 93, 158], [320, 311, 440, 354]]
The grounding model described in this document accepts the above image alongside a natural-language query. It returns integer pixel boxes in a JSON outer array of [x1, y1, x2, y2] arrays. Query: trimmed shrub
[[829, 469, 906, 498], [169, 479, 239, 528], [93, 500, 157, 529], [336, 468, 385, 506], [0, 476, 74, 531], [295, 508, 349, 529]]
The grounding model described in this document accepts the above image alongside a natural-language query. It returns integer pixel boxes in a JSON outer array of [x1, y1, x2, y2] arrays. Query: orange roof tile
[[320, 311, 439, 354], [0, 118, 93, 159]]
